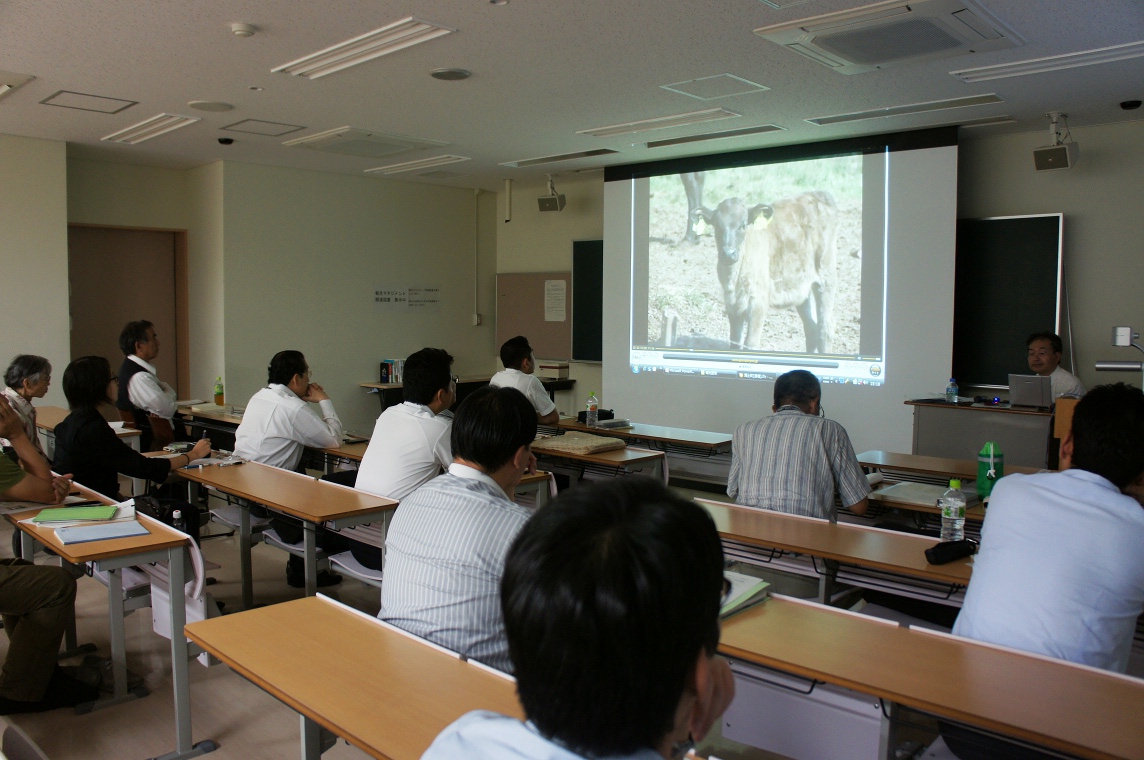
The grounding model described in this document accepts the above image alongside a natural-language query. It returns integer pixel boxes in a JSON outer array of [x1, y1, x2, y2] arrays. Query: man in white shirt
[[351, 347, 456, 568], [1026, 331, 1085, 399], [378, 385, 538, 671], [234, 350, 345, 587], [489, 335, 558, 424], [116, 320, 181, 450], [948, 383, 1144, 759]]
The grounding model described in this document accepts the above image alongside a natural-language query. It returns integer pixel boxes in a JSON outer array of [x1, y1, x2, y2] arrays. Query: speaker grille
[[816, 18, 963, 65]]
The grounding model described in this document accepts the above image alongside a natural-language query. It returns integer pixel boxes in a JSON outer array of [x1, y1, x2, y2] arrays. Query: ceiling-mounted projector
[[1034, 111, 1079, 171], [539, 174, 566, 212]]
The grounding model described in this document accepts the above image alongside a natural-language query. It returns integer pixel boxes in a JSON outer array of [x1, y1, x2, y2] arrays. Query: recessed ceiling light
[[430, 68, 471, 81], [644, 124, 785, 148], [273, 17, 456, 79], [364, 155, 470, 175], [951, 40, 1144, 82], [102, 113, 200, 144], [578, 108, 741, 138], [188, 101, 234, 112], [501, 148, 618, 168], [806, 93, 1003, 125]]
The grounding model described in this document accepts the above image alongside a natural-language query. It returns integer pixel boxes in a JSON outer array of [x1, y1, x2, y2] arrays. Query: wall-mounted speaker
[[1033, 142, 1078, 171]]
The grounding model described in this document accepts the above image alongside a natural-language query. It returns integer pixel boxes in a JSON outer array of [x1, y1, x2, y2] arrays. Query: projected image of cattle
[[648, 157, 862, 355]]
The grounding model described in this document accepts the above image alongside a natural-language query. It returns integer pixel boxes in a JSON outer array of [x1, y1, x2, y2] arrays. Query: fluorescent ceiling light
[[102, 113, 200, 144], [364, 155, 470, 174], [273, 17, 456, 79], [951, 40, 1144, 82], [807, 93, 1002, 125], [501, 149, 618, 168], [0, 85, 13, 102], [578, 108, 741, 138], [645, 124, 785, 148]]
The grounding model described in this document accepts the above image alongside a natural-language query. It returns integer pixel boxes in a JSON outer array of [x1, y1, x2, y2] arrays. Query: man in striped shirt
[[728, 370, 869, 521], [378, 385, 537, 673]]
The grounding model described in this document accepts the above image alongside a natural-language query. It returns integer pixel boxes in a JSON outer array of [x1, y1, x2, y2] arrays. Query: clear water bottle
[[939, 479, 966, 542], [945, 378, 958, 403], [171, 509, 187, 534], [585, 391, 599, 427]]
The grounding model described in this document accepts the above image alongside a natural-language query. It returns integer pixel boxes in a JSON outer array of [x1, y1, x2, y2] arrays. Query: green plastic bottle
[[213, 376, 225, 406]]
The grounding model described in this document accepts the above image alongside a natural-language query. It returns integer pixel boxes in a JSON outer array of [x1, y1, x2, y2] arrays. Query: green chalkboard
[[572, 240, 603, 362], [952, 215, 1063, 387]]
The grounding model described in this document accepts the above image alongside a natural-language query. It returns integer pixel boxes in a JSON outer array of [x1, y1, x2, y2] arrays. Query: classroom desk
[[556, 419, 732, 455], [34, 405, 143, 452], [175, 462, 396, 606], [361, 376, 575, 411], [697, 499, 972, 605], [719, 596, 1144, 760], [858, 450, 1045, 481], [530, 443, 666, 486], [185, 595, 522, 760], [6, 491, 215, 759], [314, 442, 554, 508]]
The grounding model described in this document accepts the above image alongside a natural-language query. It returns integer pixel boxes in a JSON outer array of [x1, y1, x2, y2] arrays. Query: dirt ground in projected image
[[647, 188, 863, 355]]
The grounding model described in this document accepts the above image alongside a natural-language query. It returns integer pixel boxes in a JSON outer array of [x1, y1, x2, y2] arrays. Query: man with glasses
[[116, 320, 181, 450], [1026, 332, 1085, 399], [728, 369, 868, 520], [235, 350, 345, 587], [352, 348, 457, 569]]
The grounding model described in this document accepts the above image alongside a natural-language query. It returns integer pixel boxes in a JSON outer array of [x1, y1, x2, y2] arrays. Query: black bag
[[135, 494, 201, 544]]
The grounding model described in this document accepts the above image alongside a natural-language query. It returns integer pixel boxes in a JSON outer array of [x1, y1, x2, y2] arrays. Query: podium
[[904, 400, 1053, 469]]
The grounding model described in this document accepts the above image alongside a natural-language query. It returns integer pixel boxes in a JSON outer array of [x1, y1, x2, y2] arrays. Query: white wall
[[67, 158, 189, 229], [958, 119, 1144, 389], [0, 135, 69, 408], [186, 162, 225, 401], [221, 162, 498, 434], [496, 173, 605, 415]]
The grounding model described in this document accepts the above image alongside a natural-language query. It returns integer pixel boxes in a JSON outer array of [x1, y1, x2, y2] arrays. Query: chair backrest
[[117, 408, 137, 427], [2, 720, 50, 760], [148, 414, 175, 450], [321, 469, 358, 487]]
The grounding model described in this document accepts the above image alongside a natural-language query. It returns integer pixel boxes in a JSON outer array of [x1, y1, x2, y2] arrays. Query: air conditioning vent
[[755, 0, 1024, 74], [282, 127, 446, 158]]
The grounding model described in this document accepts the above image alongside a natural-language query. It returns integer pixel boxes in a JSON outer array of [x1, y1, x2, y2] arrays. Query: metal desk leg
[[303, 523, 318, 597], [60, 561, 97, 659], [150, 545, 218, 760], [77, 568, 148, 713], [299, 715, 336, 760], [239, 503, 254, 611], [18, 531, 34, 561], [818, 559, 839, 605]]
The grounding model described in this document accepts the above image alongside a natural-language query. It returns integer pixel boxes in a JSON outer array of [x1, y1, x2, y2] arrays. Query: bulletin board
[[496, 272, 572, 360]]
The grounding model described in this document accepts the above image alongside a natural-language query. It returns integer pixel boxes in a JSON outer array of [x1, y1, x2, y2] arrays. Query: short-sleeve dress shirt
[[0, 388, 45, 457], [489, 369, 556, 417], [355, 402, 452, 501], [727, 406, 870, 520], [378, 463, 531, 672]]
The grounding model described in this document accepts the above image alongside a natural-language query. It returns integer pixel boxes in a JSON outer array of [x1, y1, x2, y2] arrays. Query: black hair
[[402, 348, 454, 405], [267, 350, 308, 386], [774, 369, 821, 408], [450, 385, 536, 472], [63, 356, 115, 410], [1026, 332, 1064, 355], [118, 320, 154, 356], [4, 355, 52, 390], [499, 335, 533, 370], [1069, 383, 1144, 489], [502, 476, 725, 756]]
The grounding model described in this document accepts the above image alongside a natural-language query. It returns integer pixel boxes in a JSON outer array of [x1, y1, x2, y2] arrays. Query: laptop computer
[[1009, 374, 1052, 408]]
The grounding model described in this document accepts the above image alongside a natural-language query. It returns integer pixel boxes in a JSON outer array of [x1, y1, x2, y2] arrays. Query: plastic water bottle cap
[[949, 479, 961, 489]]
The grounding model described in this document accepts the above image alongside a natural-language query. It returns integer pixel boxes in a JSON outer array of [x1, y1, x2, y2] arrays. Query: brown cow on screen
[[697, 191, 839, 353]]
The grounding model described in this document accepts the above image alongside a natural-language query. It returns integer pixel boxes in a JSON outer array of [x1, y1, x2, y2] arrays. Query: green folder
[[32, 505, 118, 523]]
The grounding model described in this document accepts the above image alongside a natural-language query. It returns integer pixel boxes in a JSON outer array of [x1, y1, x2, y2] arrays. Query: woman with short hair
[[1, 354, 52, 459]]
